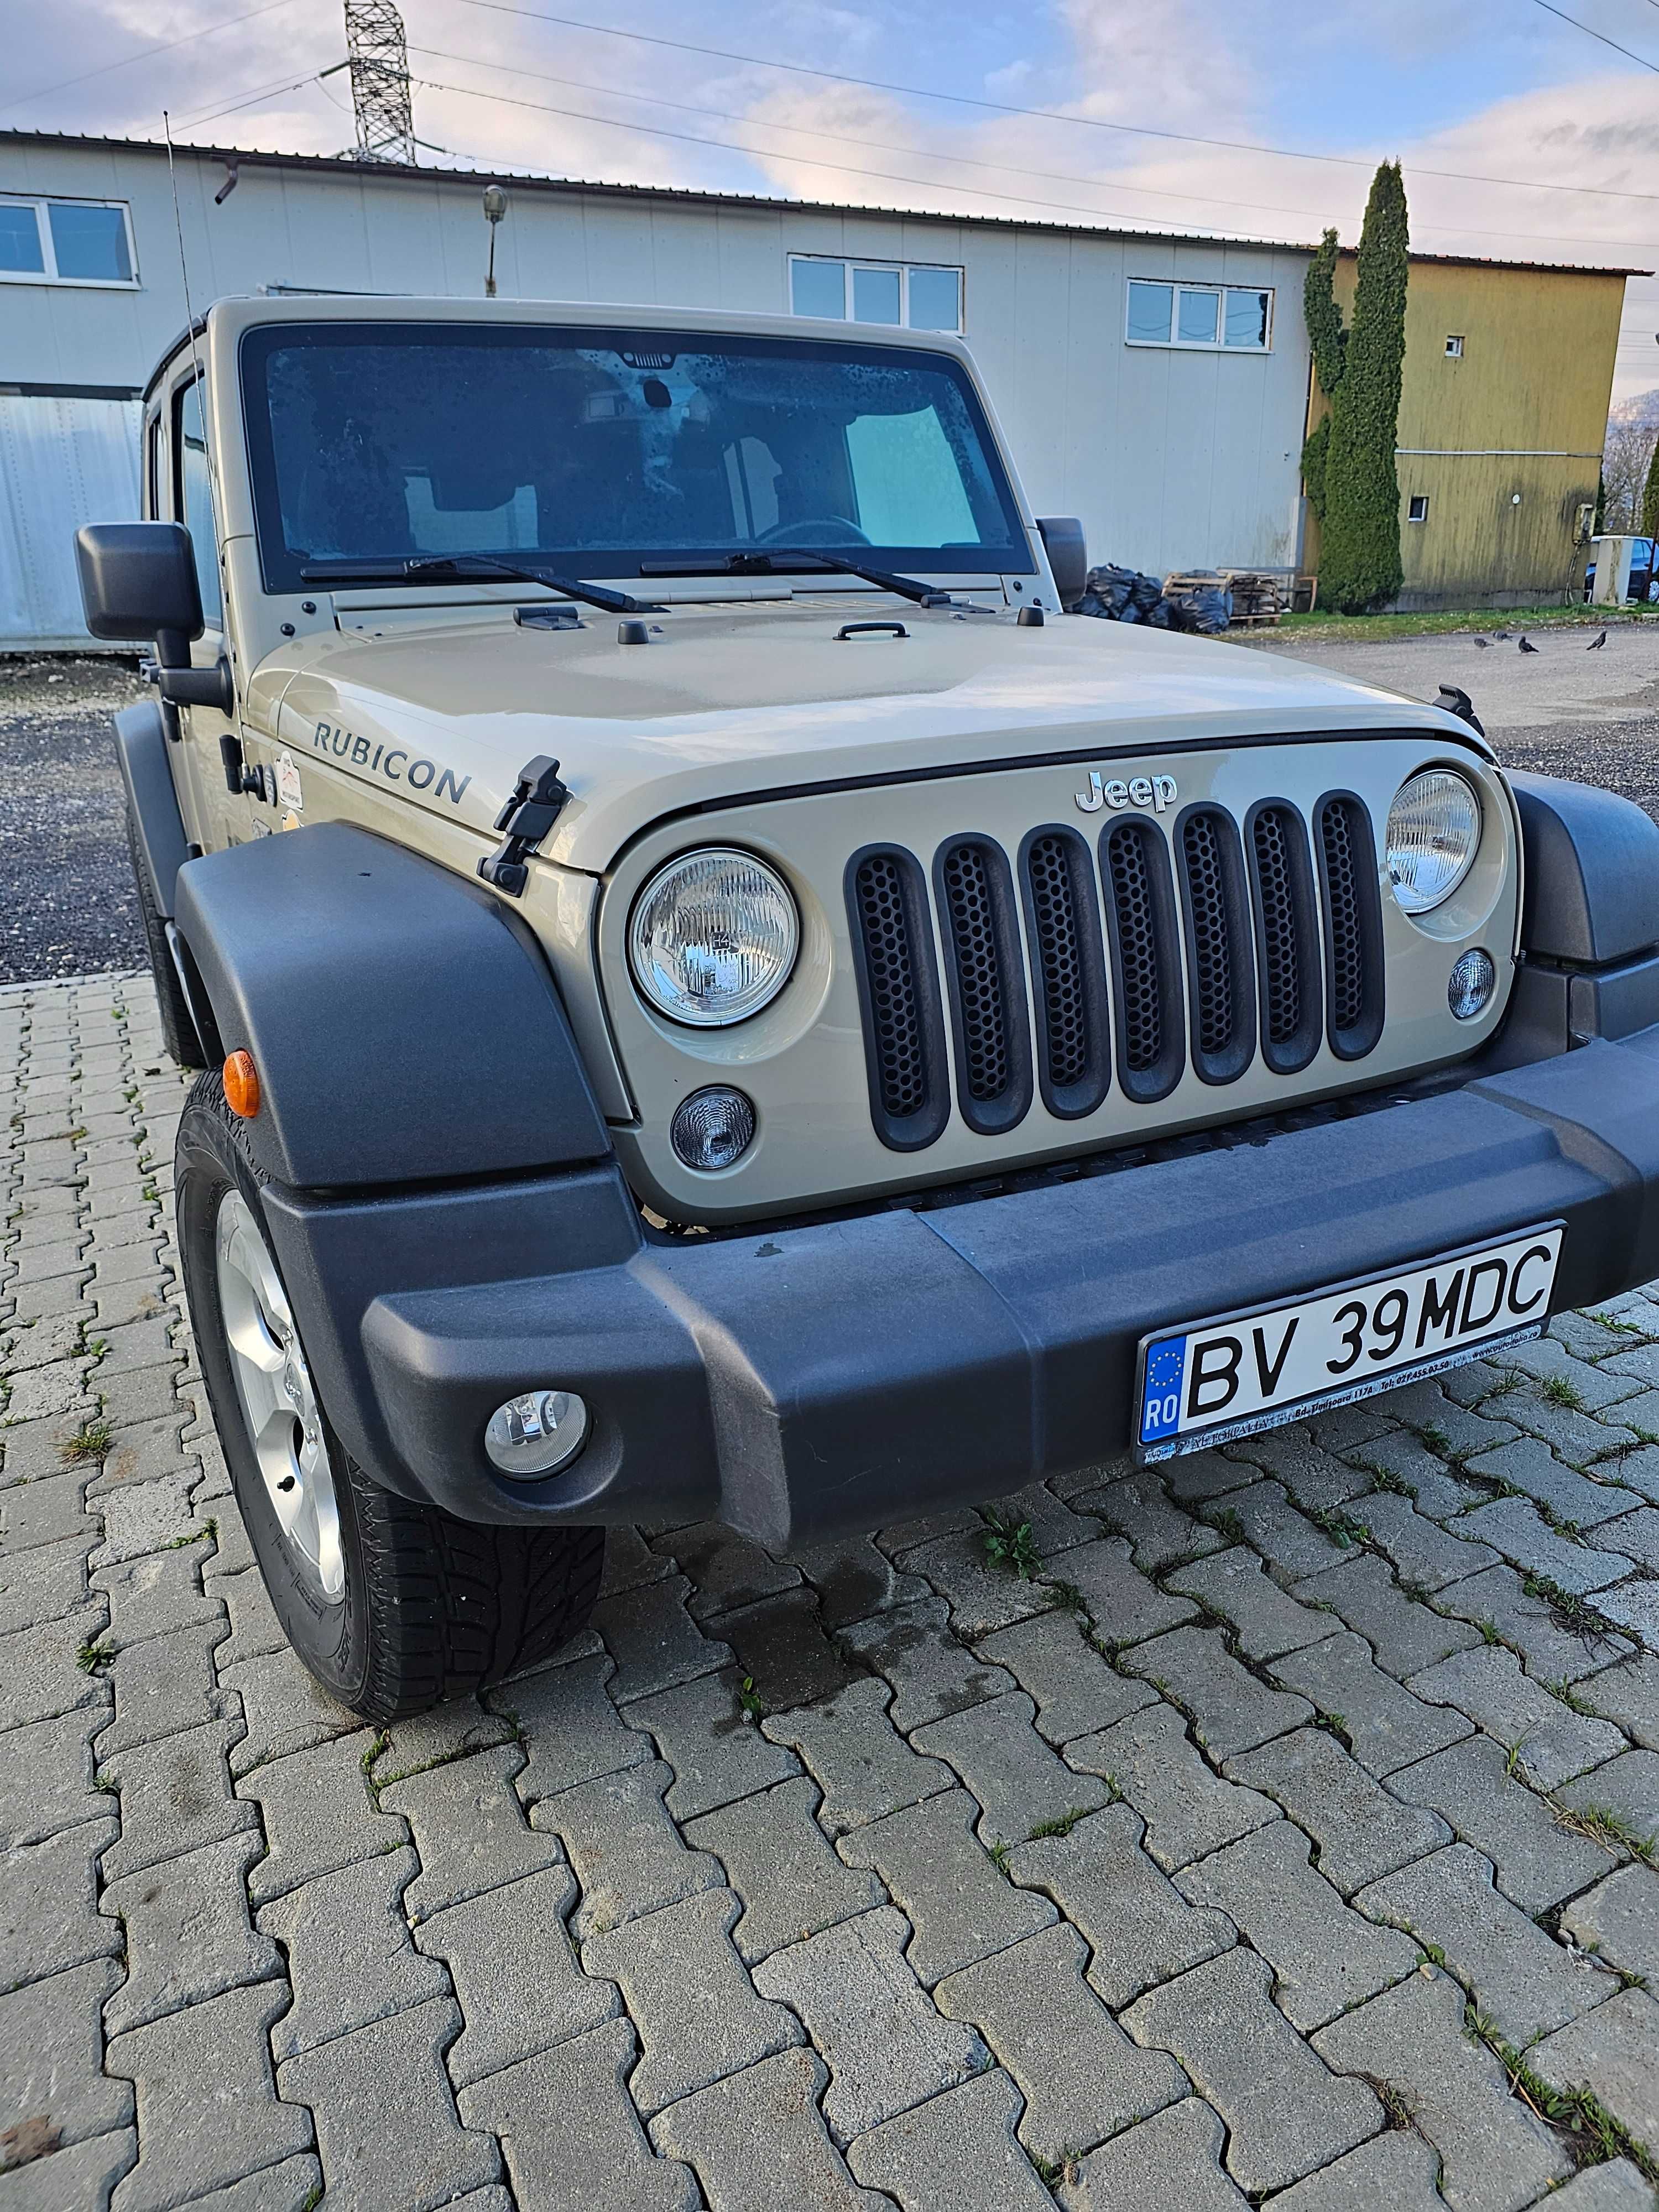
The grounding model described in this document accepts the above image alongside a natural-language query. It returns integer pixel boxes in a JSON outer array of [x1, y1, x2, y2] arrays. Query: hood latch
[[477, 754, 570, 896]]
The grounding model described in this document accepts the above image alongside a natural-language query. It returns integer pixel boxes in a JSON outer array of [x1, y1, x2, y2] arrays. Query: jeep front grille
[[1317, 795, 1387, 1059], [1249, 802, 1323, 1074], [1021, 828, 1110, 1119], [848, 847, 950, 1151], [848, 800, 1386, 1151]]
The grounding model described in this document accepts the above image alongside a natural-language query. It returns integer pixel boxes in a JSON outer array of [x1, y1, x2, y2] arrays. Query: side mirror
[[1036, 517, 1088, 611], [75, 521, 204, 661]]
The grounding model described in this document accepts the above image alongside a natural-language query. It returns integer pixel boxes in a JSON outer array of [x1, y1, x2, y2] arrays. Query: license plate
[[1135, 1224, 1563, 1462]]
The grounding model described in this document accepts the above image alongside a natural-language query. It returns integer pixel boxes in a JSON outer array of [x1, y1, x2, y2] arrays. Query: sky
[[4, 0, 1658, 404]]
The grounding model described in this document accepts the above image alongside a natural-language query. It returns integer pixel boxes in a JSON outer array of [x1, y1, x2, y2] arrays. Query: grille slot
[[1316, 794, 1386, 1059], [934, 837, 1032, 1135], [1175, 806, 1255, 1084], [1246, 802, 1323, 1076], [846, 847, 950, 1150], [1020, 827, 1110, 1119], [1101, 818, 1185, 1103]]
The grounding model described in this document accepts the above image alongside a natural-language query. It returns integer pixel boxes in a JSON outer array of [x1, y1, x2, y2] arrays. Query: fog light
[[671, 1086, 756, 1171], [484, 1390, 589, 1479], [1449, 947, 1496, 1021]]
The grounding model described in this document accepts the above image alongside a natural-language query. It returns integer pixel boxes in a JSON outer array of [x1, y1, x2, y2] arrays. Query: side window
[[173, 378, 222, 627]]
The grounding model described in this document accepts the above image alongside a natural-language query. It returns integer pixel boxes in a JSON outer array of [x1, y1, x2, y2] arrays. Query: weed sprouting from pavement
[[59, 1419, 112, 1463], [1465, 2011, 1659, 2183], [982, 1511, 1040, 1581], [1027, 1806, 1095, 1841], [1541, 1376, 1585, 1411], [1520, 1574, 1618, 1644], [1550, 1799, 1658, 1870]]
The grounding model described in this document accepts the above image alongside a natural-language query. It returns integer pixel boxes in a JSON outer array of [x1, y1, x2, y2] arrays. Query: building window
[[789, 255, 963, 332], [0, 196, 137, 286], [1125, 279, 1272, 352], [1407, 495, 1430, 524], [1445, 335, 1464, 357]]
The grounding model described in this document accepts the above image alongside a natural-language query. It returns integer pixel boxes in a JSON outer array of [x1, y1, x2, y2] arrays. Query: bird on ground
[[1588, 630, 1608, 650], [1493, 631, 1511, 640], [1473, 634, 1493, 648], [1519, 635, 1540, 653]]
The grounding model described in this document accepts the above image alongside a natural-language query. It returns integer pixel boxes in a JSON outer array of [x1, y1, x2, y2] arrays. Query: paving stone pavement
[[3, 973, 1659, 2209]]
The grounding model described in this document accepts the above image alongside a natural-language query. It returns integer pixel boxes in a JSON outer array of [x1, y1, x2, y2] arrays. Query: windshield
[[241, 321, 1032, 593]]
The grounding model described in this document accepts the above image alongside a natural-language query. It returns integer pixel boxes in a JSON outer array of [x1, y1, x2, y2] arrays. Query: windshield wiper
[[638, 551, 992, 609], [298, 554, 664, 614]]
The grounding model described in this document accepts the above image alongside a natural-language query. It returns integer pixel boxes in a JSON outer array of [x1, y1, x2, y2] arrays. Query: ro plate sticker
[[1140, 1337, 1189, 1447], [275, 752, 304, 811]]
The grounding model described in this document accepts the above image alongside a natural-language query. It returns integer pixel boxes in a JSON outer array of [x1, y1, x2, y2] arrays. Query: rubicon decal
[[312, 722, 471, 805]]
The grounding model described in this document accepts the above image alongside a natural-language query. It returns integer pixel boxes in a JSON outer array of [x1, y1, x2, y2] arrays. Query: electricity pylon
[[345, 0, 415, 164]]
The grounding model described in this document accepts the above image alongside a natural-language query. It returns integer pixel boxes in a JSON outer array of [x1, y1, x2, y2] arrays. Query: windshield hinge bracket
[[477, 754, 570, 897]]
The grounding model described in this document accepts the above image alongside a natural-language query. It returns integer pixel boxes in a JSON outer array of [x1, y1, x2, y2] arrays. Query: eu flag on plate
[[1140, 1338, 1188, 1443]]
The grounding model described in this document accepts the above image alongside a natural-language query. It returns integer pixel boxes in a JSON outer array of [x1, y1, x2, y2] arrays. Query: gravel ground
[[2, 631, 1656, 988], [0, 657, 147, 986]]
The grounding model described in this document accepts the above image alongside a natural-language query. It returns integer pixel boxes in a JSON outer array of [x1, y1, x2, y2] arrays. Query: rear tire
[[126, 802, 207, 1068], [175, 1070, 604, 1721]]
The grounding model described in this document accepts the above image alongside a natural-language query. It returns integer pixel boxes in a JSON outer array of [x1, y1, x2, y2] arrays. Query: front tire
[[176, 1071, 603, 1722]]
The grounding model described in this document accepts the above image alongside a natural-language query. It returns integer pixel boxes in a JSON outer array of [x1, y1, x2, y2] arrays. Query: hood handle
[[477, 754, 570, 898]]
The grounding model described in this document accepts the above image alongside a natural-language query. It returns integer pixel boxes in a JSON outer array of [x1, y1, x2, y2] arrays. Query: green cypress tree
[[1641, 435, 1659, 538], [1304, 228, 1347, 397], [1299, 229, 1345, 526], [1321, 163, 1410, 613]]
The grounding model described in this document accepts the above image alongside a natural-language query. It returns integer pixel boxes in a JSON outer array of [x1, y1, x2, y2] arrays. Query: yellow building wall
[[1305, 257, 1624, 609]]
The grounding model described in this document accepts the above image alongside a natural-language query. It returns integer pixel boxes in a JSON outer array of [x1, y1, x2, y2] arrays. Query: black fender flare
[[113, 698, 190, 917], [173, 821, 611, 1191], [1496, 772, 1659, 1065], [1510, 771, 1659, 966]]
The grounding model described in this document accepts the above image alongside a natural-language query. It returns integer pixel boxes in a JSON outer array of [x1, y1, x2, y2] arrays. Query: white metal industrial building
[[2, 129, 1322, 650], [0, 128, 1635, 649]]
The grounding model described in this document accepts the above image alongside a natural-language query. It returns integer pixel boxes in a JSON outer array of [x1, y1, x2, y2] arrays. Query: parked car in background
[[1584, 537, 1658, 602]]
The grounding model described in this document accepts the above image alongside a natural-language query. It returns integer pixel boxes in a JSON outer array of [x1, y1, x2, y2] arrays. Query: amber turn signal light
[[223, 1051, 261, 1118]]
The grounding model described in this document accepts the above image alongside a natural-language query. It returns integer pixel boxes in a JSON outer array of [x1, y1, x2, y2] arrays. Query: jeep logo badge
[[1075, 770, 1177, 815]]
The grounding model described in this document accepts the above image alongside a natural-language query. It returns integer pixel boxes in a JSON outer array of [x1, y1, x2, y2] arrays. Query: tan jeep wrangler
[[75, 295, 1659, 1721]]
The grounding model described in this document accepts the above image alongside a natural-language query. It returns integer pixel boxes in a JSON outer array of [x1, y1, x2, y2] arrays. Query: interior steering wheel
[[754, 516, 872, 547]]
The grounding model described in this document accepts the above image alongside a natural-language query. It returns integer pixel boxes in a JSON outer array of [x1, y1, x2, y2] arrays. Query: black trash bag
[[1164, 585, 1232, 635], [1127, 570, 1165, 614], [1076, 563, 1140, 619]]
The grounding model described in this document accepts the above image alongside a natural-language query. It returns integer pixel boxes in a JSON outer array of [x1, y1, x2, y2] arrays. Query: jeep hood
[[254, 598, 1479, 874]]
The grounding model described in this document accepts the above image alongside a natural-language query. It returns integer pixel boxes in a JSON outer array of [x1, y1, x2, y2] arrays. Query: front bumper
[[262, 1026, 1659, 1550]]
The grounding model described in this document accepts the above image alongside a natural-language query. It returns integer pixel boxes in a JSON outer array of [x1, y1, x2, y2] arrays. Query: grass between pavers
[[1465, 2011, 1659, 2187], [1255, 606, 1655, 646]]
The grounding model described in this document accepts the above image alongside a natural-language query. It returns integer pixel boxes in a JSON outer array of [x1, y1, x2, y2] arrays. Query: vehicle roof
[[143, 294, 974, 403]]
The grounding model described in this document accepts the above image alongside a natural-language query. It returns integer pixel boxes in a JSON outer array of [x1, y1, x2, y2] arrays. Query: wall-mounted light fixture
[[483, 182, 507, 298]]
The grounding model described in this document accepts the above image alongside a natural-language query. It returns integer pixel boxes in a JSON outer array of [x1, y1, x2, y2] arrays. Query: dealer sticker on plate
[[1135, 1224, 1563, 1462]]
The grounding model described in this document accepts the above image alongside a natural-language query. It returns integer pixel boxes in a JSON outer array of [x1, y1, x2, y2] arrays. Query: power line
[[1525, 0, 1659, 71], [0, 0, 305, 118], [405, 44, 1659, 252], [411, 74, 1323, 241], [443, 0, 1659, 204], [414, 72, 1655, 261], [174, 63, 347, 135]]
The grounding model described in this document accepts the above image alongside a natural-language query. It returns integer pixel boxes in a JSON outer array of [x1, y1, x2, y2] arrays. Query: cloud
[[4, 0, 1652, 398]]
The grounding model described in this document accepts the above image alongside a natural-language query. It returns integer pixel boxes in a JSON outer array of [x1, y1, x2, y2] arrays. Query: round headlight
[[1386, 770, 1481, 915], [628, 848, 799, 1026]]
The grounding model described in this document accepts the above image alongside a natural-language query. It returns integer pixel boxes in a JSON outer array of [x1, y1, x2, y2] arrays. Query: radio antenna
[[161, 114, 236, 723]]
